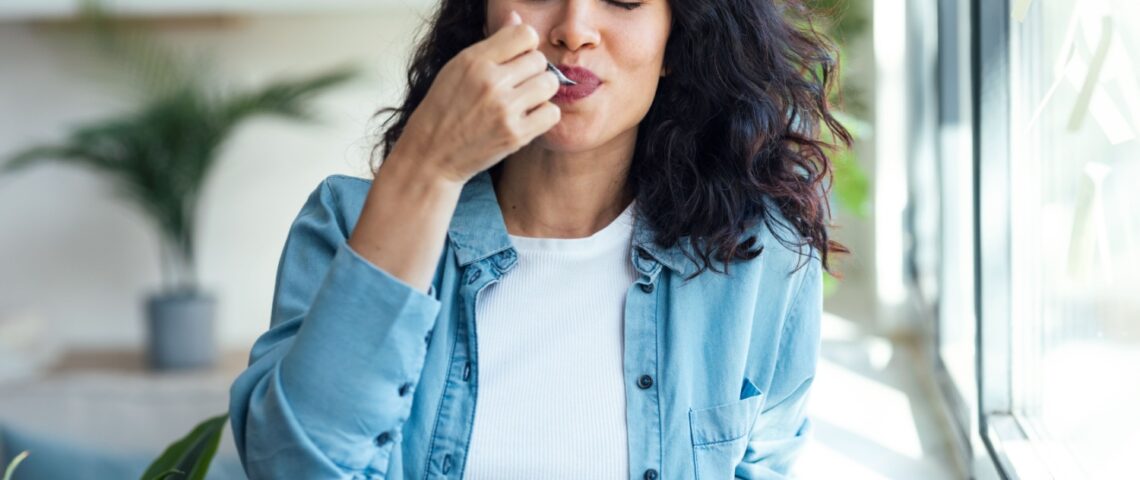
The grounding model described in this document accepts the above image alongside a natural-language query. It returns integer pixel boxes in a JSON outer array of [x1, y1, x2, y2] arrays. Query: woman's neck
[[491, 147, 634, 239]]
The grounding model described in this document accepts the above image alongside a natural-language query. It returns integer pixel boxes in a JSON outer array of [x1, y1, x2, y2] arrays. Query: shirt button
[[398, 382, 412, 396], [637, 374, 654, 389], [374, 431, 392, 446], [462, 362, 471, 381], [640, 282, 655, 293], [643, 468, 658, 480]]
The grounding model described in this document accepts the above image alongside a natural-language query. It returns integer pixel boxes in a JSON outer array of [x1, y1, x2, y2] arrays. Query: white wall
[[0, 6, 883, 352], [0, 9, 431, 349]]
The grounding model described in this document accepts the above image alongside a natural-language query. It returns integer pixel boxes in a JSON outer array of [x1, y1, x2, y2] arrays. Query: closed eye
[[606, 0, 643, 10], [524, 0, 644, 11]]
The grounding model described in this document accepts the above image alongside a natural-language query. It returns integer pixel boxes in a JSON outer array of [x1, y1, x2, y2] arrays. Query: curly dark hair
[[370, 0, 851, 281]]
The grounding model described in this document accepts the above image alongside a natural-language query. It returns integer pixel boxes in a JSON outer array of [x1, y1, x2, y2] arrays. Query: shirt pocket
[[688, 378, 765, 479]]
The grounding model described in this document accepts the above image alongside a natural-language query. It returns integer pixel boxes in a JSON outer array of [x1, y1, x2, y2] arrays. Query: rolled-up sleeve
[[228, 177, 442, 479]]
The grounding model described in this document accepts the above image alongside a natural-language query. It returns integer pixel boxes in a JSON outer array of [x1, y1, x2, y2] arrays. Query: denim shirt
[[228, 170, 822, 480]]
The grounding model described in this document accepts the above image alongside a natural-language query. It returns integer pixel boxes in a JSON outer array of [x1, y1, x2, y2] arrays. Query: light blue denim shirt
[[229, 169, 822, 480]]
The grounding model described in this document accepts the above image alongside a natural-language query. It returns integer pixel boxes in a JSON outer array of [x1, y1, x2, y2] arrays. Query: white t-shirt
[[463, 200, 638, 479]]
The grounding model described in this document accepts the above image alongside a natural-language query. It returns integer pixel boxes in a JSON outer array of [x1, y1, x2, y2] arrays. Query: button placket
[[425, 260, 491, 479], [624, 244, 663, 480]]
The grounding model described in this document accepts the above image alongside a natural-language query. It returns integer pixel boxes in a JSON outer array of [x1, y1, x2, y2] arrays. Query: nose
[[547, 3, 601, 52]]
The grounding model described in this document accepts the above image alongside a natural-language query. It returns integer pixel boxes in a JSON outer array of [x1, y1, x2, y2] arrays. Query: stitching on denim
[[693, 431, 749, 448]]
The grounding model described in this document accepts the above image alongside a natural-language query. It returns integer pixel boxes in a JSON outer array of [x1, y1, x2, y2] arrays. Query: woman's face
[[485, 0, 672, 153]]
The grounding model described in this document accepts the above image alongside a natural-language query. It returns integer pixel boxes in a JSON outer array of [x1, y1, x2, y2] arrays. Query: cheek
[[485, 1, 514, 35], [609, 34, 667, 98], [609, 26, 669, 74]]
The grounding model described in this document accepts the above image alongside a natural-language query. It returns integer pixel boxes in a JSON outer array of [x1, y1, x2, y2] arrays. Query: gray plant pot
[[145, 290, 217, 370]]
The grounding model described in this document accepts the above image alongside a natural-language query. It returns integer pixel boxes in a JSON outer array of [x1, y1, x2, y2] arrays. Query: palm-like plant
[[0, 1, 359, 295]]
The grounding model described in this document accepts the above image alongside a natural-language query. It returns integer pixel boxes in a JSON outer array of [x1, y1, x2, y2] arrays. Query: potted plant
[[0, 2, 358, 370]]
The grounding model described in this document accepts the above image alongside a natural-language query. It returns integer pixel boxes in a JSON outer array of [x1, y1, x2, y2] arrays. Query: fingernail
[[509, 10, 521, 25]]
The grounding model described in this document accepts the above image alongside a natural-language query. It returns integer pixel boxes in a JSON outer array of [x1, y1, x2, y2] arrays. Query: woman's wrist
[[383, 131, 468, 191], [349, 144, 463, 292]]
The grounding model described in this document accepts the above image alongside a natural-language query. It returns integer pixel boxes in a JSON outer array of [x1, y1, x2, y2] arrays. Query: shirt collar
[[446, 169, 696, 277]]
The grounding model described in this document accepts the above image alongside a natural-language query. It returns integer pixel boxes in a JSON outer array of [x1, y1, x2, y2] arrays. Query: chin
[[542, 116, 599, 141], [533, 128, 597, 152]]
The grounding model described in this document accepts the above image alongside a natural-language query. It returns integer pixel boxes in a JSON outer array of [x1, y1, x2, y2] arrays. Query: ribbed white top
[[462, 200, 638, 479]]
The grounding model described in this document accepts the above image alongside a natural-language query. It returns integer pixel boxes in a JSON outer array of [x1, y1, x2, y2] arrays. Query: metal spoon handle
[[546, 61, 578, 86]]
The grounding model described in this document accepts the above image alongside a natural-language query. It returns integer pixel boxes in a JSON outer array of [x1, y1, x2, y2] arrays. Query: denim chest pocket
[[688, 378, 765, 479]]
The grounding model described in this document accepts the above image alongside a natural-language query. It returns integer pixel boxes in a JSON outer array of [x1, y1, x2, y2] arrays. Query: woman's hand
[[394, 9, 562, 186], [349, 10, 559, 293]]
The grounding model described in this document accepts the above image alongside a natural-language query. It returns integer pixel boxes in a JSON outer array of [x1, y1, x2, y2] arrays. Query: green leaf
[[3, 451, 29, 480], [139, 413, 228, 480], [149, 468, 186, 480], [221, 65, 361, 126], [831, 145, 871, 219], [823, 270, 839, 298], [0, 146, 60, 175]]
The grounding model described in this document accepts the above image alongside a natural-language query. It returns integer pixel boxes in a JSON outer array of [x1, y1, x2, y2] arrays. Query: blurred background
[[1, 0, 1137, 478]]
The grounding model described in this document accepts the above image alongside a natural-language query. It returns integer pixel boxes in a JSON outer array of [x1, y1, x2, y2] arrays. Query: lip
[[552, 64, 602, 103]]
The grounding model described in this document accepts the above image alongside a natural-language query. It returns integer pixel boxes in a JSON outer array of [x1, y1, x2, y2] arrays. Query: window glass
[[1009, 0, 1140, 477]]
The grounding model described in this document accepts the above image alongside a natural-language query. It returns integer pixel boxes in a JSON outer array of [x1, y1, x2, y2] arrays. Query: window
[[1005, 0, 1140, 477], [928, 0, 1140, 477]]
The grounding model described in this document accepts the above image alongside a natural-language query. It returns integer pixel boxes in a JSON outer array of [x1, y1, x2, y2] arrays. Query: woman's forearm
[[348, 145, 465, 293]]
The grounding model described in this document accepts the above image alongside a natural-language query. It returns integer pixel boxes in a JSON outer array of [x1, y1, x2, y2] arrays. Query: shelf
[[0, 0, 431, 22], [46, 347, 249, 377]]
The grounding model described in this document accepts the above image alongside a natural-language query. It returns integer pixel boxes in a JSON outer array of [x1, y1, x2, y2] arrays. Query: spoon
[[546, 60, 578, 86]]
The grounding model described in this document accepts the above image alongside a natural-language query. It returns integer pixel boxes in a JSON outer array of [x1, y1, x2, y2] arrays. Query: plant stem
[[3, 451, 29, 480]]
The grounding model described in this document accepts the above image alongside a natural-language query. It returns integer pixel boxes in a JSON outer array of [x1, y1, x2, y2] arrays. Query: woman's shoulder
[[320, 173, 373, 206], [296, 174, 374, 236], [679, 196, 823, 317], [737, 196, 823, 278]]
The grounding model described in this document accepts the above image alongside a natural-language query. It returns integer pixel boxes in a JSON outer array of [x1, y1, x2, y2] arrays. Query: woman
[[229, 0, 849, 478]]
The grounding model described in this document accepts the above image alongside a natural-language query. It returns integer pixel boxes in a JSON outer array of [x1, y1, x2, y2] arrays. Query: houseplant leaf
[[139, 413, 228, 480], [221, 65, 360, 127]]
